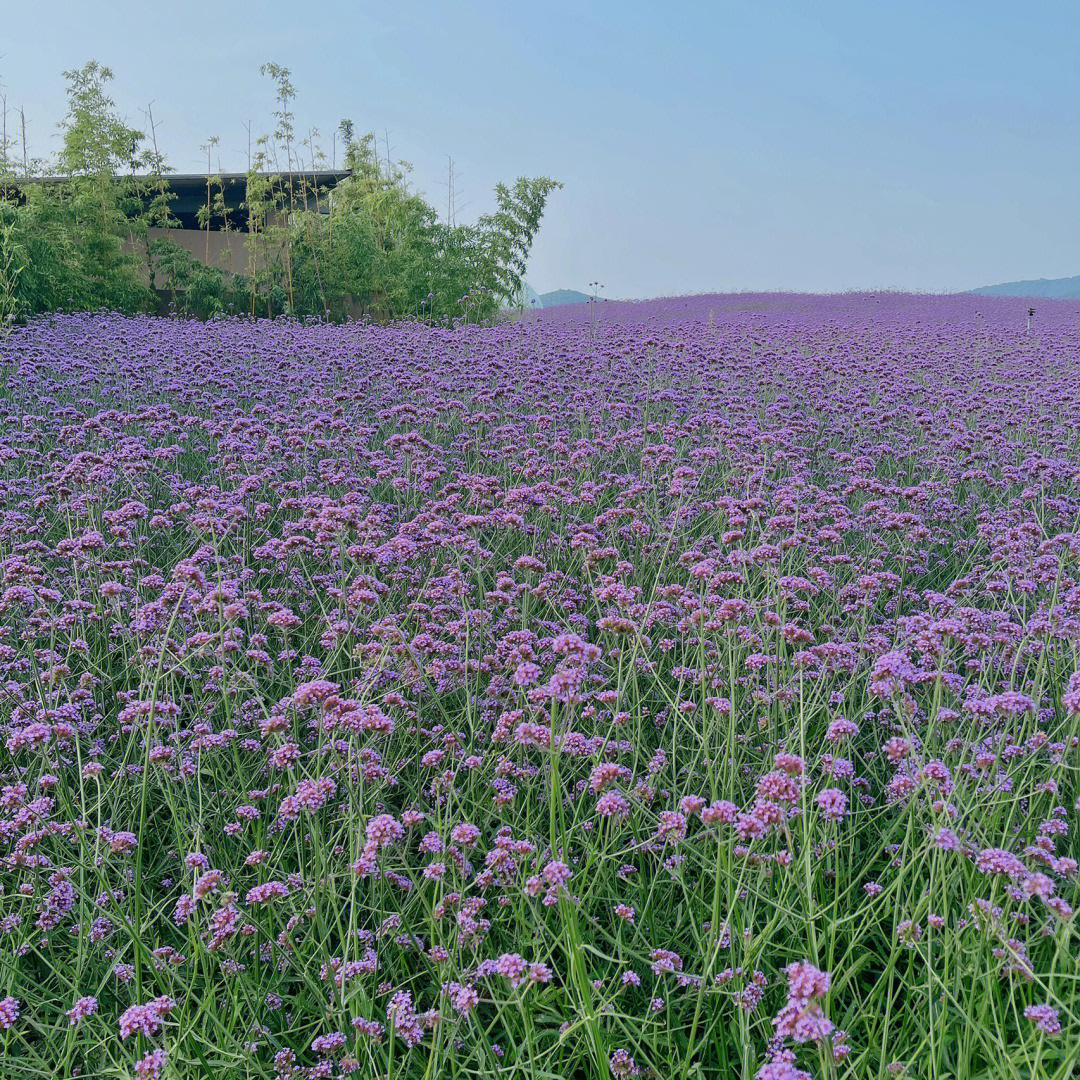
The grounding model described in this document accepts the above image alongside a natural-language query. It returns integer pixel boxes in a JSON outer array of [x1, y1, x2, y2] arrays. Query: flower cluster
[[0, 295, 1076, 1077]]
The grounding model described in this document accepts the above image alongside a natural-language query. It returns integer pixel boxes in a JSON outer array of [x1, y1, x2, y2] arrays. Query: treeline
[[0, 62, 559, 324]]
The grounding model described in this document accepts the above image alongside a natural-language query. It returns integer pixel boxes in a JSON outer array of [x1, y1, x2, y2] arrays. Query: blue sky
[[3, 1, 1078, 298]]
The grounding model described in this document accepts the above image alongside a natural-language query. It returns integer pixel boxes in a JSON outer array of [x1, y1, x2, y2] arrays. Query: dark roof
[[161, 170, 350, 191], [153, 171, 351, 230], [5, 170, 352, 231]]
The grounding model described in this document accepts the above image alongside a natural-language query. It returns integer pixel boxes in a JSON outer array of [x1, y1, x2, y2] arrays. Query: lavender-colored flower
[[66, 996, 98, 1025], [1024, 1003, 1061, 1035], [0, 997, 18, 1030], [2, 295, 1079, 1075]]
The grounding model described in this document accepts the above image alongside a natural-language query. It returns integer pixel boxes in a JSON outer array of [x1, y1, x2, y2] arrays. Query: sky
[[3, 0, 1079, 299]]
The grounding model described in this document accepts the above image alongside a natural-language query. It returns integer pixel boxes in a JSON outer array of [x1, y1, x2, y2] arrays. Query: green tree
[[54, 62, 155, 311], [1, 59, 561, 325], [477, 176, 563, 303]]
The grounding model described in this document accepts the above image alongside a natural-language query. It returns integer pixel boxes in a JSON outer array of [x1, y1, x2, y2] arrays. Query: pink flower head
[[134, 1049, 168, 1080], [67, 996, 98, 1025], [1024, 1003, 1061, 1035], [366, 814, 404, 848], [815, 787, 848, 821], [0, 997, 18, 1030]]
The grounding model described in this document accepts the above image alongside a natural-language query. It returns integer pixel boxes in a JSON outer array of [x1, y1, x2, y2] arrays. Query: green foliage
[[0, 217, 23, 329], [53, 62, 156, 311], [0, 194, 81, 317], [149, 236, 240, 319], [0, 62, 155, 317], [278, 128, 560, 323], [479, 177, 564, 302], [0, 60, 559, 324]]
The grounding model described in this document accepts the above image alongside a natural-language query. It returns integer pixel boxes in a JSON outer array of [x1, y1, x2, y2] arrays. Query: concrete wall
[[146, 227, 254, 277]]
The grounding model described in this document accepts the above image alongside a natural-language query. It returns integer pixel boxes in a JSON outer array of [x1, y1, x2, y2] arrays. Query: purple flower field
[[0, 293, 1078, 1078]]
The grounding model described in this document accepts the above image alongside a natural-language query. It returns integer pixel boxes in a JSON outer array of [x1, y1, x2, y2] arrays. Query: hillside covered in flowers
[[0, 294, 1078, 1079]]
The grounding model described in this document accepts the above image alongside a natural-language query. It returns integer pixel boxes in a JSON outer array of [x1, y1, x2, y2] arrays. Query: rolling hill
[[970, 275, 1080, 299], [539, 289, 593, 307]]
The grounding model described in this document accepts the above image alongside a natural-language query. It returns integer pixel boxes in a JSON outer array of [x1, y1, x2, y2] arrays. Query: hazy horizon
[[4, 0, 1079, 299]]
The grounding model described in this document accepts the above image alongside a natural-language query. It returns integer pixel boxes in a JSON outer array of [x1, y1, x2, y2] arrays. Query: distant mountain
[[513, 281, 544, 309], [539, 289, 593, 307], [971, 275, 1080, 299]]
